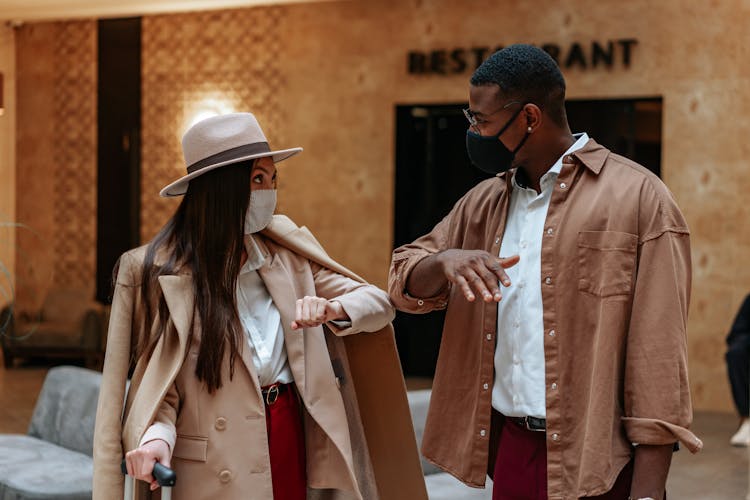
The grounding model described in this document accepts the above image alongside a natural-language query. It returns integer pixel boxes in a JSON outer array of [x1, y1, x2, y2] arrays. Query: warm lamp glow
[[185, 97, 235, 131]]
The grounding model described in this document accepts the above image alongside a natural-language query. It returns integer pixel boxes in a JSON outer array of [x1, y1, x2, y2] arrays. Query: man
[[388, 45, 701, 500], [726, 293, 750, 446]]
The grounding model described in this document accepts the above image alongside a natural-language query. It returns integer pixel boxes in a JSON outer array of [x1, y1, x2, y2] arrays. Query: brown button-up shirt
[[388, 139, 702, 499]]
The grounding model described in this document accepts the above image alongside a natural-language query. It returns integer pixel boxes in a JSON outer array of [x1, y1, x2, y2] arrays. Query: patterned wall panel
[[15, 20, 96, 308], [51, 21, 97, 291], [141, 7, 285, 241]]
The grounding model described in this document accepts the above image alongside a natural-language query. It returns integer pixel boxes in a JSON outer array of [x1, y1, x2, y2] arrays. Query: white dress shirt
[[237, 235, 293, 387], [492, 133, 589, 418]]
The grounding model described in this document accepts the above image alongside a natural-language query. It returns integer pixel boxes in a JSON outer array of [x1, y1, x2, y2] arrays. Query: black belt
[[261, 383, 290, 405], [508, 415, 547, 432]]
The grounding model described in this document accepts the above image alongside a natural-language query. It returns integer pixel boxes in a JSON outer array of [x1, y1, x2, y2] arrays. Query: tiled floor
[[0, 364, 48, 434], [0, 365, 747, 499]]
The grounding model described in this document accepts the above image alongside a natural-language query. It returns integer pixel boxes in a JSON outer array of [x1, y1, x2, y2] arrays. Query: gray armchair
[[1, 288, 106, 369], [0, 365, 101, 500]]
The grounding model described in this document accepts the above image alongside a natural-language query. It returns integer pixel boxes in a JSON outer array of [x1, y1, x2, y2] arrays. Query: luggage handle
[[121, 458, 177, 500], [120, 459, 177, 487]]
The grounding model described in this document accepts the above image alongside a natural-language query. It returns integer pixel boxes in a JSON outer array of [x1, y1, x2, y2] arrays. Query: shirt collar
[[512, 132, 589, 190], [241, 234, 267, 273]]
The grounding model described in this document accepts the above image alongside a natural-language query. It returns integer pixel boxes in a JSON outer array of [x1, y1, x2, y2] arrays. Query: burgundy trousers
[[264, 384, 306, 500], [491, 413, 634, 500]]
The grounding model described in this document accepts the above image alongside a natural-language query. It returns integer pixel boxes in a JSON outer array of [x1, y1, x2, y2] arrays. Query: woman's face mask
[[244, 189, 277, 234], [465, 104, 530, 175]]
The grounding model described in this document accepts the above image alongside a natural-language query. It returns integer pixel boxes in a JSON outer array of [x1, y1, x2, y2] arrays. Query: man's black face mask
[[465, 105, 530, 175]]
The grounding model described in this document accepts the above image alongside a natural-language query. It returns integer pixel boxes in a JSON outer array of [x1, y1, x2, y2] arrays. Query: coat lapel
[[122, 275, 192, 449], [256, 252, 306, 394], [160, 272, 263, 398]]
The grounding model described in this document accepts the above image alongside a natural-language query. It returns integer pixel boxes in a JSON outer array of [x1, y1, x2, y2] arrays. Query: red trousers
[[491, 413, 634, 500], [264, 384, 306, 500]]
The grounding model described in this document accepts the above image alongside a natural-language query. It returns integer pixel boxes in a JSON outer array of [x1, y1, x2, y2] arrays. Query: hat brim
[[159, 147, 303, 197]]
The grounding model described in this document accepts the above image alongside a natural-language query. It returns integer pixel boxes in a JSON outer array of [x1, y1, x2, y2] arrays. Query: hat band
[[186, 142, 271, 174]]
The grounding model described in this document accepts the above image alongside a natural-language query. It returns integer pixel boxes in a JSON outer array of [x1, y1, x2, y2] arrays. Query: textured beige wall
[[0, 25, 15, 309], [15, 21, 96, 309], [14, 0, 749, 410]]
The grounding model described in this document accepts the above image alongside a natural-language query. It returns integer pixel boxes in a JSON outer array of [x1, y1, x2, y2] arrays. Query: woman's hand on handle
[[125, 439, 171, 491]]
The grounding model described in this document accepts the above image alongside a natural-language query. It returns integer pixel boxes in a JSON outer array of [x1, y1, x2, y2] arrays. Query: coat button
[[215, 417, 227, 431], [219, 470, 232, 483], [417, 299, 425, 306], [551, 433, 560, 442], [480, 429, 486, 437]]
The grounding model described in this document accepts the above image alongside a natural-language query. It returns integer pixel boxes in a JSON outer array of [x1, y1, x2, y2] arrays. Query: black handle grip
[[121, 459, 177, 487]]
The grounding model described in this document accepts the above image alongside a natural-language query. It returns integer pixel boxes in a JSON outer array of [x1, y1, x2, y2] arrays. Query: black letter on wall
[[565, 42, 587, 69], [592, 41, 614, 68]]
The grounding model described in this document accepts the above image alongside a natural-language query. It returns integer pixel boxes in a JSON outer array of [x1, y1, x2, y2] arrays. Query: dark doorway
[[393, 97, 663, 377], [394, 105, 493, 377], [96, 18, 141, 303], [566, 97, 662, 177]]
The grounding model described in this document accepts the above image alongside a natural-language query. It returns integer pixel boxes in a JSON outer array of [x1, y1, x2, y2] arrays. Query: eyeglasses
[[462, 100, 525, 129]]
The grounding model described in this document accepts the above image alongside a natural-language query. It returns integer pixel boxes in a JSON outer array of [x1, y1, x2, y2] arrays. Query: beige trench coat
[[93, 215, 426, 500]]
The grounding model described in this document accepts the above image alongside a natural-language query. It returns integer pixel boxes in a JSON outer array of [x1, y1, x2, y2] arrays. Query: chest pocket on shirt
[[577, 231, 638, 297]]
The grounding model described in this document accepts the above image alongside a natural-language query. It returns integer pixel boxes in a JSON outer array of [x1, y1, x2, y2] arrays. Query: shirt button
[[483, 383, 489, 390], [513, 356, 520, 365], [417, 299, 424, 306], [513, 321, 520, 328], [549, 329, 556, 337], [518, 281, 525, 289], [546, 228, 554, 235], [551, 433, 560, 442], [551, 382, 558, 390], [480, 429, 486, 437], [560, 182, 567, 189], [520, 241, 527, 248], [215, 417, 227, 431], [494, 237, 501, 245], [219, 470, 232, 483], [545, 277, 552, 285]]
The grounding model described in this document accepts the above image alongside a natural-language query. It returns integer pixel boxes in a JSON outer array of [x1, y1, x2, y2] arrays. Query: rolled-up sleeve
[[622, 228, 703, 453], [388, 214, 452, 314]]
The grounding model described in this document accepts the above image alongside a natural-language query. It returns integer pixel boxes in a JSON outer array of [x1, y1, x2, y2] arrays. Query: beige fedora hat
[[160, 112, 302, 197]]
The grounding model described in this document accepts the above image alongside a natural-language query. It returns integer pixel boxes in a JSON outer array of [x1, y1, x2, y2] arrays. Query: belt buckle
[[524, 417, 535, 432], [265, 385, 280, 405], [525, 416, 545, 432]]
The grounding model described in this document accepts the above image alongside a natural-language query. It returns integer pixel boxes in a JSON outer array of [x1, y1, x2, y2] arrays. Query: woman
[[92, 113, 419, 500]]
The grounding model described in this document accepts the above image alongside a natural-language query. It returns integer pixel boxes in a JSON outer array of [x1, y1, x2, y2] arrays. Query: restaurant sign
[[407, 39, 638, 75]]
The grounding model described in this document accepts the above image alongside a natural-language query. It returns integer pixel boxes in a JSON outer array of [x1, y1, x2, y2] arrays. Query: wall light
[[184, 97, 236, 132]]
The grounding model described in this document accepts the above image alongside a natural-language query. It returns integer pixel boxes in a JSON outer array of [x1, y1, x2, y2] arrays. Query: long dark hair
[[139, 161, 252, 393]]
